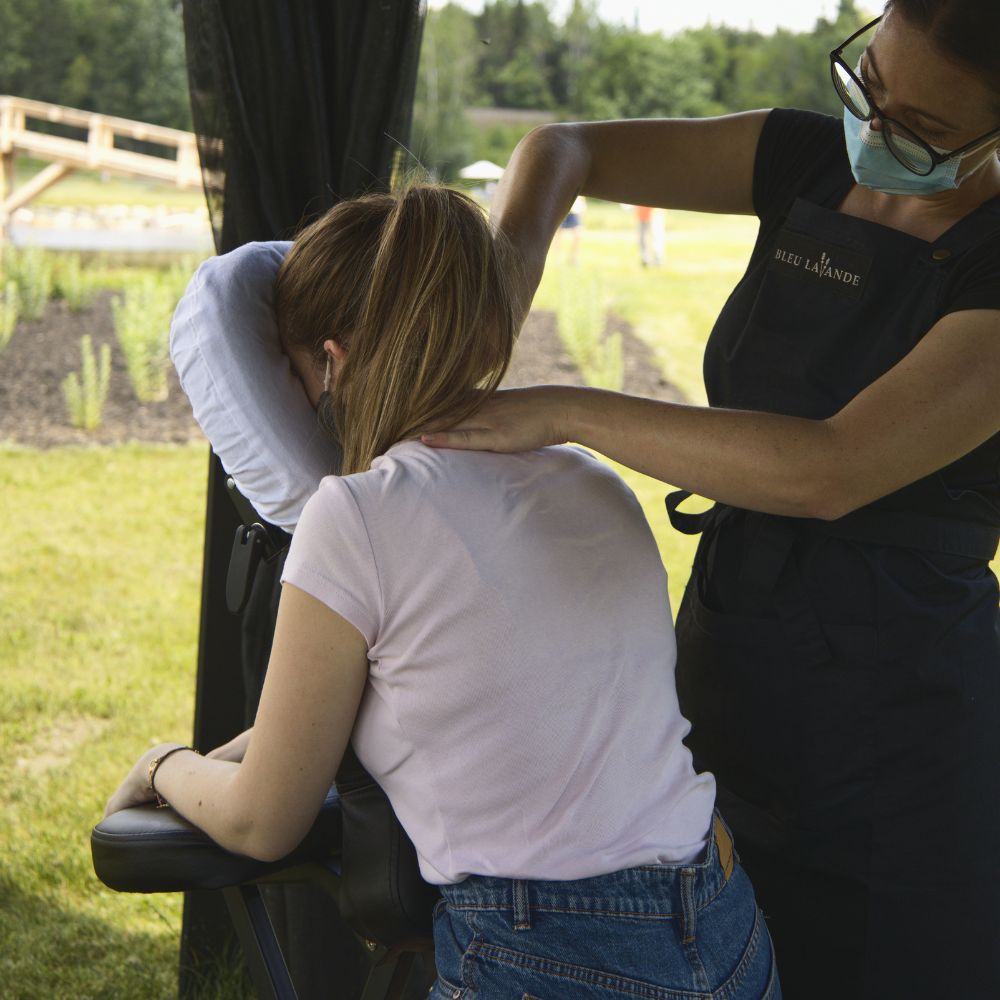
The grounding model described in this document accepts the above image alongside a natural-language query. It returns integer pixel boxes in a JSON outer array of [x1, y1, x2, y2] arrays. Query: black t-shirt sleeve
[[938, 235, 1000, 316], [752, 108, 849, 221]]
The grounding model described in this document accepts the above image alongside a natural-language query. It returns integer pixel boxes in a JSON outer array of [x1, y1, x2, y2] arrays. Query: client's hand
[[103, 742, 185, 818], [421, 386, 575, 453]]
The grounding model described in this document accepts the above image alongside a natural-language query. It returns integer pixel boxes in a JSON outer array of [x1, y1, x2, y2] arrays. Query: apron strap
[[665, 490, 712, 535], [666, 493, 999, 667], [666, 492, 834, 666], [667, 489, 999, 561], [818, 508, 999, 562]]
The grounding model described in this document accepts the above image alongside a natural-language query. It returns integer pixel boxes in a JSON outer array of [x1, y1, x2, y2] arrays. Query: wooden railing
[[0, 95, 204, 239]]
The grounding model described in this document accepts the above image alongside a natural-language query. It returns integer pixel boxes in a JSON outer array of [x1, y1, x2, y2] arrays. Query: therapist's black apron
[[670, 187, 1000, 1000]]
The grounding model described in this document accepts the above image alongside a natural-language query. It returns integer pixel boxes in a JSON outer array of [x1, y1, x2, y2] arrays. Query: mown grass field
[[2, 445, 209, 998]]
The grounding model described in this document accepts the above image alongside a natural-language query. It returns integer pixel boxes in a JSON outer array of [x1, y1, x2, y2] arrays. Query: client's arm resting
[[104, 584, 368, 862], [205, 727, 254, 762]]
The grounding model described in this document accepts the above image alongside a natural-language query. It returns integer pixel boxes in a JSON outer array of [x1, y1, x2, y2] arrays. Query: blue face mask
[[844, 108, 989, 195], [842, 106, 964, 196]]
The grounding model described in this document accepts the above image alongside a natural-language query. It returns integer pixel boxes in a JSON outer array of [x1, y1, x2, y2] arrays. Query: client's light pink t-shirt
[[281, 440, 715, 885]]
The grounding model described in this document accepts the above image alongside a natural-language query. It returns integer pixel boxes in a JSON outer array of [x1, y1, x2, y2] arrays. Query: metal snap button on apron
[[931, 247, 951, 261]]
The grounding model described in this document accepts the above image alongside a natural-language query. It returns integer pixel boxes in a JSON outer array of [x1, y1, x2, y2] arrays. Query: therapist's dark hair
[[885, 0, 1000, 103], [275, 184, 519, 476]]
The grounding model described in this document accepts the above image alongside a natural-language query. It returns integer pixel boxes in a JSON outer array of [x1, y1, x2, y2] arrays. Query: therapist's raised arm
[[492, 111, 770, 323]]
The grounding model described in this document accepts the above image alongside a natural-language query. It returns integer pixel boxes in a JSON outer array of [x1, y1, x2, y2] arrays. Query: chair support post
[[222, 884, 299, 1000], [359, 950, 416, 1000]]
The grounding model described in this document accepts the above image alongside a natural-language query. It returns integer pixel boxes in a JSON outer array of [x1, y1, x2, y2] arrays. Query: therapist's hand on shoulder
[[422, 386, 575, 453]]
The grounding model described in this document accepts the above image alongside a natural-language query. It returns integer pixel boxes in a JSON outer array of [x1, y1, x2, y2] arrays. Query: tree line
[[0, 0, 872, 181], [0, 0, 189, 132], [413, 0, 873, 178]]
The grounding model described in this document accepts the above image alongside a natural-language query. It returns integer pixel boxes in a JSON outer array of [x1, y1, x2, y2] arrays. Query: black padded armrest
[[91, 788, 342, 893]]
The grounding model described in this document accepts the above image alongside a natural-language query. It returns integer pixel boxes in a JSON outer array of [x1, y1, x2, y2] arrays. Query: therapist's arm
[[491, 112, 769, 325], [424, 309, 1000, 522], [104, 584, 368, 862]]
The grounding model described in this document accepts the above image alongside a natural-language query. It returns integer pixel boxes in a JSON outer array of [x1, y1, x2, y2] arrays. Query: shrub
[[53, 254, 96, 312], [583, 330, 625, 392], [163, 255, 200, 306], [62, 335, 111, 430], [0, 282, 18, 353], [2, 245, 53, 321], [112, 278, 174, 403], [554, 274, 625, 393]]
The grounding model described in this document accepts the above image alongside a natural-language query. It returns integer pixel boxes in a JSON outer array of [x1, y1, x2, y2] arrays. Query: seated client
[[105, 185, 779, 1000]]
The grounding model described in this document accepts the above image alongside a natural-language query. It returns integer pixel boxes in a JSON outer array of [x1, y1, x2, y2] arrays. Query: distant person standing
[[560, 194, 586, 264], [636, 204, 663, 267]]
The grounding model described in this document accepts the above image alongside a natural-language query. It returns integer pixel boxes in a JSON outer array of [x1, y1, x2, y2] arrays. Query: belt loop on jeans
[[680, 869, 698, 945], [714, 814, 734, 882], [512, 879, 531, 930]]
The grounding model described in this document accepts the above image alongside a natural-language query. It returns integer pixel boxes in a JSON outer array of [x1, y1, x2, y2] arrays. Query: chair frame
[[221, 860, 433, 1000], [91, 798, 436, 1000]]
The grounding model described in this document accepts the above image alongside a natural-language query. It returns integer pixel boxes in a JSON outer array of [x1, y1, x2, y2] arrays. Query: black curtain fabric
[[179, 3, 425, 997], [184, 0, 425, 252]]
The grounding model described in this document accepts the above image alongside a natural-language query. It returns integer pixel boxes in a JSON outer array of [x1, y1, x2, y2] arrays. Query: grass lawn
[[0, 443, 215, 999]]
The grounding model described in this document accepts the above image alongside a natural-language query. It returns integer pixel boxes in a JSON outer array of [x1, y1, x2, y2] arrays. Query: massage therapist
[[425, 2, 1000, 997]]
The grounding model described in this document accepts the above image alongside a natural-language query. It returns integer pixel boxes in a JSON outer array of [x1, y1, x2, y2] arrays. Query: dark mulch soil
[[0, 290, 683, 449], [0, 291, 198, 448], [503, 310, 683, 404]]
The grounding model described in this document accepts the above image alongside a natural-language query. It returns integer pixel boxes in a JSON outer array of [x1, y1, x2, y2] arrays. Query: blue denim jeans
[[430, 815, 780, 999]]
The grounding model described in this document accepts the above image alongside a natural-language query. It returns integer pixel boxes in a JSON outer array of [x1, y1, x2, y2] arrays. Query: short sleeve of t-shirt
[[280, 476, 381, 647], [752, 108, 849, 221]]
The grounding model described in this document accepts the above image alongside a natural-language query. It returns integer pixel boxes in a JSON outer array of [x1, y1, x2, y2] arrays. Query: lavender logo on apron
[[767, 229, 872, 297]]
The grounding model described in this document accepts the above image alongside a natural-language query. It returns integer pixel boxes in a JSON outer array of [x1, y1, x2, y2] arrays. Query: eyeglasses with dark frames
[[829, 15, 1000, 176]]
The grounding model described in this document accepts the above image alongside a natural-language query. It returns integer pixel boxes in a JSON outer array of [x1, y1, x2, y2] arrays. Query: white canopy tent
[[458, 159, 505, 181]]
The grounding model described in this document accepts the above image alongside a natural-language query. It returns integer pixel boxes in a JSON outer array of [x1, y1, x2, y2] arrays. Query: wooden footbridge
[[0, 95, 203, 242]]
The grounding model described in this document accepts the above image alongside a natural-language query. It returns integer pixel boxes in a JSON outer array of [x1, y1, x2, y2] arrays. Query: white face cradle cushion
[[170, 241, 342, 532]]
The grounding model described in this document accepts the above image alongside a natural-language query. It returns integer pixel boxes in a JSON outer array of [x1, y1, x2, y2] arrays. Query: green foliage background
[[0, 0, 190, 130], [411, 0, 875, 178], [0, 0, 873, 180]]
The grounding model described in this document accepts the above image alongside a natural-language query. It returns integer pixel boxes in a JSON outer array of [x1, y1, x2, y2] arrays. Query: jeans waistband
[[440, 813, 734, 921]]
